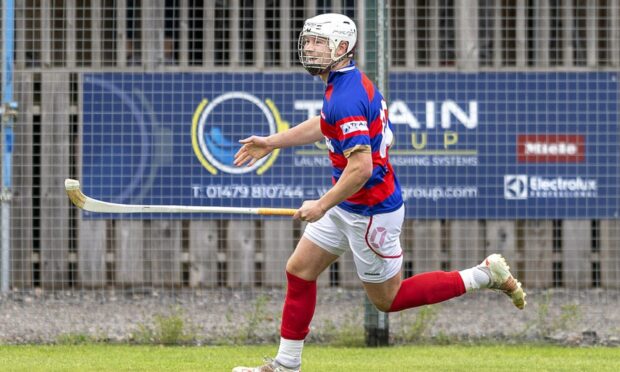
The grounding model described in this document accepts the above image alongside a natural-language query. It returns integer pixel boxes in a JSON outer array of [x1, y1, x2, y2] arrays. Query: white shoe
[[232, 358, 300, 372], [478, 254, 527, 310]]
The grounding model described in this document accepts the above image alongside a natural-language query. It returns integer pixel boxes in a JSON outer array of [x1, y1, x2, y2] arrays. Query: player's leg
[[339, 204, 449, 312], [349, 205, 526, 312], [362, 257, 526, 312], [363, 269, 468, 312], [374, 253, 526, 312], [272, 236, 339, 371], [233, 211, 346, 372]]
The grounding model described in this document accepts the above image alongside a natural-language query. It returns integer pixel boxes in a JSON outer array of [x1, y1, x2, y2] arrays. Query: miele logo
[[517, 135, 585, 163]]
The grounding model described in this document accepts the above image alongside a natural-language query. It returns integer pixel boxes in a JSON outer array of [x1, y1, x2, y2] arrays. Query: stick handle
[[257, 208, 297, 216]]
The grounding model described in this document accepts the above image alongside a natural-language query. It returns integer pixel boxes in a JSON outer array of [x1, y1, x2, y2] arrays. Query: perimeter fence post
[[1, 0, 17, 294], [363, 0, 390, 347]]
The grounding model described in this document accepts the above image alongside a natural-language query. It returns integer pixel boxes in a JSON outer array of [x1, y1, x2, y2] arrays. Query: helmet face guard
[[298, 34, 348, 76], [297, 13, 357, 76]]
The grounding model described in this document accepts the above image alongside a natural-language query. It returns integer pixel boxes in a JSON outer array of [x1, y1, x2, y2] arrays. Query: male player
[[232, 13, 526, 372]]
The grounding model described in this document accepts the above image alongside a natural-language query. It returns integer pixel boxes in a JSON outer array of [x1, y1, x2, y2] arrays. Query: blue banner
[[82, 72, 620, 219]]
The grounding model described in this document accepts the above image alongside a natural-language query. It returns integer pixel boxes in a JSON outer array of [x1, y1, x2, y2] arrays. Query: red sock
[[388, 271, 466, 312], [280, 271, 317, 340]]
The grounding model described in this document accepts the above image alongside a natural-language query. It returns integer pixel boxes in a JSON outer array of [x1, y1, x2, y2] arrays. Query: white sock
[[275, 337, 304, 369], [459, 267, 491, 291]]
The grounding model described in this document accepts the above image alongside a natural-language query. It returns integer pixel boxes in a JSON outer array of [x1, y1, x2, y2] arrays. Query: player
[[232, 13, 526, 372]]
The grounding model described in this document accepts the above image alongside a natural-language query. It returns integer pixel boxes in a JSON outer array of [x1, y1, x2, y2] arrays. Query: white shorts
[[303, 205, 404, 283]]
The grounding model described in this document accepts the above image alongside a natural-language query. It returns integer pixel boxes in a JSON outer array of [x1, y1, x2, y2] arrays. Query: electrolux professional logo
[[504, 174, 598, 199], [504, 175, 528, 200], [191, 92, 289, 175]]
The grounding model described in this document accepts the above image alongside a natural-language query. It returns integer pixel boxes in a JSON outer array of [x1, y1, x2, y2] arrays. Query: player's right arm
[[234, 115, 322, 167]]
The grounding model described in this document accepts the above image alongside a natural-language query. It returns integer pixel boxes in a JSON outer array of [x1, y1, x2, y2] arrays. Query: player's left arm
[[294, 149, 372, 222], [319, 149, 372, 207]]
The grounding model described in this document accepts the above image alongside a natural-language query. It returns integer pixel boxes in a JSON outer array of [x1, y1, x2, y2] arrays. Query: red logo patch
[[517, 134, 585, 163]]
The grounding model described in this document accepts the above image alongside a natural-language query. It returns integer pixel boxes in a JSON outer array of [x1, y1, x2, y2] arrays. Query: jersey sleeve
[[332, 99, 371, 158]]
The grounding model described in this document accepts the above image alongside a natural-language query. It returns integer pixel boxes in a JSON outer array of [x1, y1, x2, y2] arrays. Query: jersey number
[[379, 99, 393, 158]]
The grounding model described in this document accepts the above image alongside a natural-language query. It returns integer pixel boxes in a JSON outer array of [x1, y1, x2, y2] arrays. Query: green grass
[[0, 344, 618, 371]]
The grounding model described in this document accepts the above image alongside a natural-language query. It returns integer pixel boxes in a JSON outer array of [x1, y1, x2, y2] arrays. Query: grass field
[[0, 344, 617, 371]]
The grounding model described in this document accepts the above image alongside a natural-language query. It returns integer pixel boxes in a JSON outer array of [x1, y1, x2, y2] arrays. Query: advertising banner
[[82, 72, 619, 219]]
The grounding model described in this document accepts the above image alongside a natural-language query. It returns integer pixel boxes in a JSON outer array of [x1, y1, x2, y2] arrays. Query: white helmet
[[298, 13, 357, 75]]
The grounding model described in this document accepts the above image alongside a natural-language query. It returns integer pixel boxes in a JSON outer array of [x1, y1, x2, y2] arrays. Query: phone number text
[[191, 184, 304, 199]]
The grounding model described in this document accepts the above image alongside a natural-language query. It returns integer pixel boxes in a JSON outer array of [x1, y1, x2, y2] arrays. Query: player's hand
[[234, 136, 274, 167], [293, 200, 327, 223]]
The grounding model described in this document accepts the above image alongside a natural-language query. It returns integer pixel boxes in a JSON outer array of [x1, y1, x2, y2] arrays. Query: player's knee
[[367, 295, 394, 312], [365, 277, 401, 312], [285, 258, 306, 278], [372, 299, 392, 312], [286, 259, 321, 281]]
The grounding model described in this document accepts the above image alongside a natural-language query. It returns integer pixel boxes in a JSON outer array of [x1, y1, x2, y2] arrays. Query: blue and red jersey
[[320, 61, 403, 216]]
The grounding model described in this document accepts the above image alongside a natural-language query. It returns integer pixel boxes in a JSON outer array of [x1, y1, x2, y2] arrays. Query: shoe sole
[[486, 254, 527, 310]]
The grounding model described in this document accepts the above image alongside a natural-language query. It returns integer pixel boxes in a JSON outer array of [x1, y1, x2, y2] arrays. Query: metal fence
[[3, 0, 619, 291]]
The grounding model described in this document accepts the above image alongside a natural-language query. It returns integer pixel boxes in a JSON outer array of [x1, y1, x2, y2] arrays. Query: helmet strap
[[319, 51, 351, 75]]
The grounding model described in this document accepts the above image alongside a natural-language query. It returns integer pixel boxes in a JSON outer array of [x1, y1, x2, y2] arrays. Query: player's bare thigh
[[286, 236, 340, 281], [362, 272, 403, 312]]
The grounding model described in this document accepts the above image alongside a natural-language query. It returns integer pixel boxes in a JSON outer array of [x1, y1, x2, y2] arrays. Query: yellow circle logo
[[191, 92, 289, 175]]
